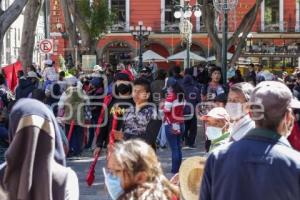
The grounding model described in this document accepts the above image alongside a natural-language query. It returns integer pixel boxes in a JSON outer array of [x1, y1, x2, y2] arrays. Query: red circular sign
[[39, 39, 53, 54]]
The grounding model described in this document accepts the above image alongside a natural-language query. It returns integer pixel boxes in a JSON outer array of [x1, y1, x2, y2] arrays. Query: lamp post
[[213, 0, 238, 85], [130, 21, 152, 71], [173, 0, 202, 69]]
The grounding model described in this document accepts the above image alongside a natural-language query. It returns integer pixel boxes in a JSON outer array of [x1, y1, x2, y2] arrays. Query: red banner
[[2, 61, 22, 92]]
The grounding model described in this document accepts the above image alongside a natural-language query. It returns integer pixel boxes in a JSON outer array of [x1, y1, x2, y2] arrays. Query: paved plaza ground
[[68, 123, 207, 200]]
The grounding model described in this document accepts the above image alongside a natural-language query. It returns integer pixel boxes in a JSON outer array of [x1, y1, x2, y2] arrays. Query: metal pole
[[74, 1, 78, 69], [75, 46, 78, 69], [222, 10, 228, 85], [43, 1, 50, 39], [186, 39, 190, 69], [43, 1, 50, 60], [139, 36, 143, 70]]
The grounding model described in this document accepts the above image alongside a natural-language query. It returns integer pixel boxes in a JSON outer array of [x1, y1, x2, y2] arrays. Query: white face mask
[[206, 126, 223, 140], [225, 102, 246, 121]]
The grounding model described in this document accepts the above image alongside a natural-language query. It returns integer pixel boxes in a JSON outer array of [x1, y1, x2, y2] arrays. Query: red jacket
[[163, 92, 185, 124], [288, 121, 300, 152]]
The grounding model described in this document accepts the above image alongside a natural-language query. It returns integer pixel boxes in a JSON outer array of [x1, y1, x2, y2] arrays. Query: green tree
[[63, 0, 114, 63]]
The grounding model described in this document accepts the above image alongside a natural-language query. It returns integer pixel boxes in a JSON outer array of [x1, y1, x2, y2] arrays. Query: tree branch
[[228, 0, 263, 66], [0, 0, 30, 32]]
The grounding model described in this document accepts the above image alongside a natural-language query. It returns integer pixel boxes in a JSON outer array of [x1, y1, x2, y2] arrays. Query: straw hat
[[179, 156, 207, 200]]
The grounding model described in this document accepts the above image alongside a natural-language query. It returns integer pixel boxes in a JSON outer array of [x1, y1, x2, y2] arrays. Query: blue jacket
[[200, 128, 300, 200]]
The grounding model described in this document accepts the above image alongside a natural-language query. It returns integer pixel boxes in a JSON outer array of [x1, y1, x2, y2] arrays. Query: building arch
[[145, 41, 170, 68], [100, 40, 134, 66]]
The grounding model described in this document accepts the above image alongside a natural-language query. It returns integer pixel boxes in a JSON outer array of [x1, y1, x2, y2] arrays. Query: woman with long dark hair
[[163, 78, 185, 174]]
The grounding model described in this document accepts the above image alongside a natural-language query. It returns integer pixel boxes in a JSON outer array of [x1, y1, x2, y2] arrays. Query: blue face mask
[[103, 168, 124, 200], [206, 126, 223, 140]]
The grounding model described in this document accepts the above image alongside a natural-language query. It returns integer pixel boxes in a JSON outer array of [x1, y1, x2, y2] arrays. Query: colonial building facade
[[50, 0, 300, 68]]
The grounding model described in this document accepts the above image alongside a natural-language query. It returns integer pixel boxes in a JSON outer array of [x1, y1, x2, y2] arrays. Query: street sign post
[[39, 39, 53, 54]]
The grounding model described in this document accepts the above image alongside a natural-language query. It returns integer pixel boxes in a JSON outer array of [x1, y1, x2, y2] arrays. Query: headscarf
[[1, 98, 68, 200], [8, 98, 65, 165]]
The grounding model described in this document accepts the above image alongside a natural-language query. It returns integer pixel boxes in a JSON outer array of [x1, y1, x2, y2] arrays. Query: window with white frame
[[264, 0, 280, 31], [196, 0, 205, 32], [110, 0, 126, 31], [165, 0, 180, 32]]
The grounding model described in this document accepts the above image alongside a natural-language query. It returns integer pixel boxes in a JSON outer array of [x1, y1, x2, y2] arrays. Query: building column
[[126, 0, 130, 31], [279, 0, 284, 31], [161, 0, 165, 32], [261, 0, 265, 32]]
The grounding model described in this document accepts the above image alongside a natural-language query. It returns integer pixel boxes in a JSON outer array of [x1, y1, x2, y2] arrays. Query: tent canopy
[[207, 53, 233, 62], [134, 50, 167, 62], [167, 50, 206, 61]]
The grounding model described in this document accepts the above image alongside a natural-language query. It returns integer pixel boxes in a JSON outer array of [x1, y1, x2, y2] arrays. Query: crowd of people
[[0, 59, 299, 200]]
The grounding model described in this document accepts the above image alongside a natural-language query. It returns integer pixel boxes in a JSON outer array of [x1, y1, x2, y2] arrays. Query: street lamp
[[173, 0, 202, 69], [130, 21, 152, 71], [213, 0, 238, 84]]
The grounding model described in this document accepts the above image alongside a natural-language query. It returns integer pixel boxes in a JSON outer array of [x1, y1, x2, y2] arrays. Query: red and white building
[[49, 0, 300, 69]]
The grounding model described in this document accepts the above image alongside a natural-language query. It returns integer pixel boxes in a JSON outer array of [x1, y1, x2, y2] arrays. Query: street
[[68, 124, 207, 200]]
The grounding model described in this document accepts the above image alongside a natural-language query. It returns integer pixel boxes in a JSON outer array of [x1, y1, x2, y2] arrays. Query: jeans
[[65, 124, 84, 156], [184, 114, 197, 147], [165, 123, 184, 174], [86, 118, 97, 148]]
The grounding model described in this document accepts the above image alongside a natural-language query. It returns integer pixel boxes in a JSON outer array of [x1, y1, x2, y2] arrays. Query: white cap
[[93, 65, 104, 72], [27, 71, 38, 79], [44, 59, 53, 66]]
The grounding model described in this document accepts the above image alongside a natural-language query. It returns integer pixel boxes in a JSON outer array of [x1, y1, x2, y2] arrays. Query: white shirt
[[230, 115, 255, 141]]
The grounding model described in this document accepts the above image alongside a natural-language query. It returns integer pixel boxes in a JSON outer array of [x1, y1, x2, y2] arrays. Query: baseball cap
[[93, 65, 104, 72], [27, 71, 38, 79], [44, 59, 53, 66], [250, 81, 300, 118], [201, 107, 230, 122]]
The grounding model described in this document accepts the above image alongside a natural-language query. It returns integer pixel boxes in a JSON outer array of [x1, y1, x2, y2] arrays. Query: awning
[[167, 50, 206, 61], [134, 50, 167, 62]]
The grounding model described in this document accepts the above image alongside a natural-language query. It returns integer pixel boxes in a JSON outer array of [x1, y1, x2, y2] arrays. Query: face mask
[[206, 126, 223, 140], [117, 83, 131, 95], [225, 102, 246, 121], [103, 168, 124, 200]]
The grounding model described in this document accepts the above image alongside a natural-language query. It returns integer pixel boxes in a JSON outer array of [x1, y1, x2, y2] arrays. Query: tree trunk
[[228, 0, 263, 66], [19, 0, 44, 72], [203, 0, 263, 67], [0, 0, 30, 65], [60, 0, 76, 59], [65, 0, 93, 65], [203, 0, 222, 65]]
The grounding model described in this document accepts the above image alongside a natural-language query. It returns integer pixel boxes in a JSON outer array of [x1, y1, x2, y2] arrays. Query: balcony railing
[[243, 44, 300, 54], [108, 21, 207, 33], [108, 21, 300, 33]]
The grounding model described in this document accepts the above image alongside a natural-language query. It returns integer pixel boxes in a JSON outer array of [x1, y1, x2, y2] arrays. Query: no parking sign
[[39, 39, 53, 54]]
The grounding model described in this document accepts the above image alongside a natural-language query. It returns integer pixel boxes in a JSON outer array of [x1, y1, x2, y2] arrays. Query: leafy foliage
[[75, 0, 115, 40]]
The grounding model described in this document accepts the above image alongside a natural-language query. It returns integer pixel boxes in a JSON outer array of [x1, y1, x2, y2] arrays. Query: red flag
[[67, 120, 75, 142], [86, 152, 100, 186], [2, 61, 22, 91]]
